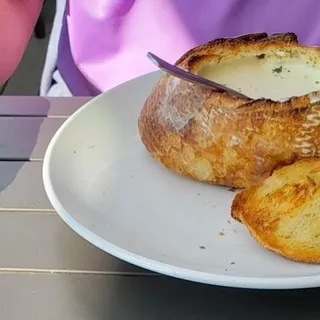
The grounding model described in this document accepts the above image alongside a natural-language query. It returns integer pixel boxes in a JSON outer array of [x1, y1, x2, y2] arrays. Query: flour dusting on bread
[[157, 76, 195, 131], [295, 103, 320, 157], [157, 75, 213, 133], [309, 91, 320, 104]]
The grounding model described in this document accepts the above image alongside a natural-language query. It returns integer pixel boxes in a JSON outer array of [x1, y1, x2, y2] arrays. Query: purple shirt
[[57, 0, 320, 96]]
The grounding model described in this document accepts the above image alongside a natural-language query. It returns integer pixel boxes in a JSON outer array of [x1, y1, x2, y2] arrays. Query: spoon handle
[[147, 52, 249, 99]]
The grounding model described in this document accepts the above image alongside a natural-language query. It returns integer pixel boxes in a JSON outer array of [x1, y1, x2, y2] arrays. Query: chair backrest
[[0, 79, 10, 95]]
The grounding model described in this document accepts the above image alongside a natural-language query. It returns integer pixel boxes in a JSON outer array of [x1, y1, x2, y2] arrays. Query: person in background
[[2, 0, 320, 97]]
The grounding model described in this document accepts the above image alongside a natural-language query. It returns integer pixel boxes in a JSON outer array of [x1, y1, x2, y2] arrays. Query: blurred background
[[2, 1, 56, 96]]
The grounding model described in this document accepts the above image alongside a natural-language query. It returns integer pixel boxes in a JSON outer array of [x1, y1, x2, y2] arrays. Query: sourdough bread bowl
[[138, 33, 320, 188]]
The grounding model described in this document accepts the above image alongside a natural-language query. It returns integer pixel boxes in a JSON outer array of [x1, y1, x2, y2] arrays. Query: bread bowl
[[138, 32, 320, 188]]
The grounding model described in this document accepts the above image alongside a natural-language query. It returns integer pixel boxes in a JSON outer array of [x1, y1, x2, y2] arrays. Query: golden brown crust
[[231, 158, 320, 264], [138, 32, 320, 188]]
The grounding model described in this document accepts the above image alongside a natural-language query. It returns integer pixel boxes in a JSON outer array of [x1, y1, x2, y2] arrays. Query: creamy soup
[[197, 56, 320, 101]]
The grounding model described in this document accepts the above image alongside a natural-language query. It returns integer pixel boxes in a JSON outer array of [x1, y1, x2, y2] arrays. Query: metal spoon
[[147, 52, 249, 99]]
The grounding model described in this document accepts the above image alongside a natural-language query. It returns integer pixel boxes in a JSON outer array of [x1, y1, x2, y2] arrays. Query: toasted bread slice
[[231, 158, 320, 263]]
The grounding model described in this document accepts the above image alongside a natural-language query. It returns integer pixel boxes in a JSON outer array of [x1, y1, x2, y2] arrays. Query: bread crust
[[138, 32, 320, 188]]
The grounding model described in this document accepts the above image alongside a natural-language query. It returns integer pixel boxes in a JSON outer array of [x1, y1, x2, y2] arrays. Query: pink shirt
[[3, 0, 320, 96], [58, 0, 320, 96]]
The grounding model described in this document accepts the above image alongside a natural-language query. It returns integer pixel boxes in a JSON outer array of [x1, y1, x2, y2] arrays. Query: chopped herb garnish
[[272, 66, 283, 74], [199, 245, 206, 249], [256, 53, 265, 59], [316, 81, 320, 84]]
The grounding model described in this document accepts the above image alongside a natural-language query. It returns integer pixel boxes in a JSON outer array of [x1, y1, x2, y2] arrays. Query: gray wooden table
[[0, 96, 319, 319]]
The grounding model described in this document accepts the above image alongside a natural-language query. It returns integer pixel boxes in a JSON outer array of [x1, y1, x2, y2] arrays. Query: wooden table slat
[[0, 117, 65, 160], [1, 273, 319, 320], [0, 211, 147, 273], [0, 97, 91, 117], [0, 162, 51, 210]]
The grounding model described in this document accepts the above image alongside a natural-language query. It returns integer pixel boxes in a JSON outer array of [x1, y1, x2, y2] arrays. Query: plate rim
[[42, 71, 320, 290]]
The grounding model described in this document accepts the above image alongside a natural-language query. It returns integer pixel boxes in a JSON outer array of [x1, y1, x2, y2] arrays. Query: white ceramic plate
[[43, 71, 320, 290]]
